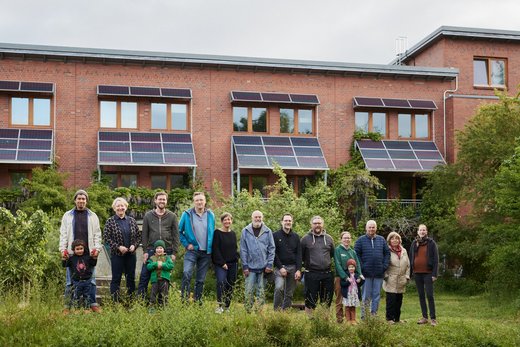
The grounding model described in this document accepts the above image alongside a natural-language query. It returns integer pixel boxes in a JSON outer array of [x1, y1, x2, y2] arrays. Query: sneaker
[[387, 320, 396, 325], [430, 319, 438, 326], [215, 306, 224, 314], [417, 317, 428, 324], [91, 306, 102, 313], [62, 309, 70, 315]]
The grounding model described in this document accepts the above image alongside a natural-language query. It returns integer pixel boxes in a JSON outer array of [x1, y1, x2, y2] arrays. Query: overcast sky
[[1, 0, 519, 65]]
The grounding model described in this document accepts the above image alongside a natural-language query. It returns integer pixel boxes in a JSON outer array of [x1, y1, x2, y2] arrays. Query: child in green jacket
[[147, 240, 175, 306]]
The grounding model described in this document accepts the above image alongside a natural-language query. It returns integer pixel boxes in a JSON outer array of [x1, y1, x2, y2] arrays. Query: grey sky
[[1, 0, 519, 64]]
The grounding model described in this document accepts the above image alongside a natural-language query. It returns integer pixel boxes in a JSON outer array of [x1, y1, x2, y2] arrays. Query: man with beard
[[137, 191, 179, 299]]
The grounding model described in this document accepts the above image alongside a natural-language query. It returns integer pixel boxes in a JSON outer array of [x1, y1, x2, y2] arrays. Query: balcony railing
[[375, 199, 422, 208]]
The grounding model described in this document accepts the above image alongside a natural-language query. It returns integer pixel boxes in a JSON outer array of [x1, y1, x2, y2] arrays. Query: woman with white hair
[[103, 197, 141, 302], [383, 231, 410, 324]]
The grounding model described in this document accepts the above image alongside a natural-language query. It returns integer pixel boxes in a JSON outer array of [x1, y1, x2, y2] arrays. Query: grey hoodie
[[301, 230, 335, 272]]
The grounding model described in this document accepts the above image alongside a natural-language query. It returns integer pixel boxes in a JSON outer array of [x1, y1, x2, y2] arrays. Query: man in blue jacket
[[240, 210, 275, 313], [354, 220, 390, 319], [179, 191, 215, 304]]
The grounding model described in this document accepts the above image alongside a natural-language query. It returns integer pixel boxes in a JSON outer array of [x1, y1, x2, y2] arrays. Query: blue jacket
[[354, 234, 390, 278], [179, 208, 215, 254], [240, 223, 275, 271]]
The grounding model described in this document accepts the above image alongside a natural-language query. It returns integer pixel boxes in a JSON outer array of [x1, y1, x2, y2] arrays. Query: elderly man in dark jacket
[[354, 220, 390, 319]]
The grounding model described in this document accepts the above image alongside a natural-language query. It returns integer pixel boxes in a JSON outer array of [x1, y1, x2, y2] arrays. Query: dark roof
[[0, 42, 457, 80], [392, 26, 520, 65]]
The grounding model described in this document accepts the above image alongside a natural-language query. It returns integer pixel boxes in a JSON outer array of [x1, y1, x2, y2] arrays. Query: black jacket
[[409, 237, 439, 277], [273, 228, 302, 270]]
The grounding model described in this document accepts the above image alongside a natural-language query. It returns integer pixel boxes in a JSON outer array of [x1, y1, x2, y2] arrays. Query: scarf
[[390, 244, 402, 259], [348, 272, 357, 295], [414, 236, 429, 251]]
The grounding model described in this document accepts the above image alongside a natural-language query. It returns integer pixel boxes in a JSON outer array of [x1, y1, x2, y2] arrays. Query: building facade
[[0, 26, 518, 199]]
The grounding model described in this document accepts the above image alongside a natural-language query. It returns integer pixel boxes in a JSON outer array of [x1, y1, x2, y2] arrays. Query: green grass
[[1, 286, 519, 347]]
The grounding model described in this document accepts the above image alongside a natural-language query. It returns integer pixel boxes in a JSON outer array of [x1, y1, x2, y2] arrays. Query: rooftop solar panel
[[0, 150, 17, 160], [20, 82, 54, 93], [290, 137, 319, 147], [382, 98, 410, 108], [268, 156, 298, 167], [99, 152, 132, 163], [265, 146, 294, 156], [289, 94, 320, 105], [130, 86, 161, 97], [235, 145, 265, 155], [19, 139, 52, 150], [261, 93, 291, 103], [161, 88, 192, 98], [131, 132, 161, 142], [360, 149, 389, 159], [163, 143, 194, 153], [99, 142, 130, 152], [99, 132, 130, 142], [356, 140, 385, 149], [20, 129, 52, 140], [0, 80, 20, 91], [293, 147, 323, 157], [164, 153, 196, 165], [393, 159, 422, 170], [353, 97, 384, 107], [131, 142, 163, 152], [237, 155, 269, 167], [162, 133, 192, 143], [408, 99, 437, 110], [231, 91, 262, 102], [364, 159, 395, 170], [233, 136, 263, 145], [262, 136, 291, 146], [17, 150, 51, 161], [383, 140, 411, 150], [297, 156, 328, 168], [0, 139, 17, 149], [133, 152, 164, 163], [415, 151, 443, 160], [410, 141, 438, 151], [388, 150, 416, 159], [0, 129, 20, 139], [98, 85, 131, 95], [419, 160, 444, 170]]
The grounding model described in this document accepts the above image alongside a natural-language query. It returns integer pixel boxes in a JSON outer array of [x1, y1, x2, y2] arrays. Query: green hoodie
[[146, 254, 175, 283]]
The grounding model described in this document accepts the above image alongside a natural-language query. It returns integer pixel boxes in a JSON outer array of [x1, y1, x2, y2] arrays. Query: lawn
[[1, 286, 518, 347]]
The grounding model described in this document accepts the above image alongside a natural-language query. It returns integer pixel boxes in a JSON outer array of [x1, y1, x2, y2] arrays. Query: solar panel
[[261, 93, 291, 103], [293, 147, 323, 157], [408, 99, 437, 110], [98, 85, 130, 95], [0, 80, 20, 91], [161, 88, 192, 98], [231, 91, 262, 102], [20, 129, 52, 140], [20, 82, 54, 93], [19, 139, 52, 150], [0, 128, 53, 164], [353, 97, 384, 107], [0, 129, 19, 139], [237, 155, 269, 167], [290, 137, 319, 147], [130, 87, 161, 97], [98, 131, 196, 167], [0, 150, 17, 160], [289, 94, 320, 105], [268, 156, 298, 167], [262, 136, 291, 146], [382, 98, 410, 108], [0, 139, 17, 149], [297, 157, 328, 168], [233, 136, 263, 145], [17, 150, 51, 161], [265, 146, 294, 156], [235, 145, 265, 155], [357, 139, 445, 172]]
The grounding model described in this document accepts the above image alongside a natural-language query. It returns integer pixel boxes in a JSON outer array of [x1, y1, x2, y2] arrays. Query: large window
[[233, 107, 267, 133], [151, 103, 188, 131], [355, 111, 387, 137], [10, 97, 51, 126], [239, 175, 268, 197], [399, 177, 426, 200], [104, 173, 138, 188], [474, 57, 506, 88], [398, 113, 430, 139], [9, 171, 29, 188], [280, 108, 314, 135], [151, 174, 189, 190], [100, 101, 137, 129]]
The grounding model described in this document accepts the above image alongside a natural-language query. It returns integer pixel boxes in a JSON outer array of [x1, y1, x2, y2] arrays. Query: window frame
[[355, 111, 388, 138], [9, 96, 53, 128], [398, 176, 426, 200], [99, 100, 138, 129], [151, 102, 190, 131], [104, 172, 139, 188], [232, 105, 269, 133], [473, 57, 507, 89], [239, 175, 268, 197], [397, 112, 431, 140], [280, 108, 315, 136], [9, 171, 31, 188], [150, 173, 190, 190]]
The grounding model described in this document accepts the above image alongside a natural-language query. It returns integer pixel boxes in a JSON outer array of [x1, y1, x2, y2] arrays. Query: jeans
[[303, 271, 334, 309], [244, 271, 265, 312], [273, 265, 298, 310], [415, 273, 436, 319], [110, 252, 136, 302], [181, 250, 211, 302], [214, 262, 238, 308], [65, 267, 97, 308], [361, 277, 383, 318], [137, 249, 172, 300], [70, 279, 93, 308]]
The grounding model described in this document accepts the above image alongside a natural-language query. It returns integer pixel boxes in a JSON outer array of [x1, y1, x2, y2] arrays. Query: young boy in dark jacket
[[62, 239, 98, 311], [147, 240, 175, 307]]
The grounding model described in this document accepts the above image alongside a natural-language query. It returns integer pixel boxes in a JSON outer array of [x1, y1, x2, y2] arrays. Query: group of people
[[58, 189, 439, 326]]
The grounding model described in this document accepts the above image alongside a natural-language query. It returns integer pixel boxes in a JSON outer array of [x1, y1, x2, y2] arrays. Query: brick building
[[0, 26, 518, 200]]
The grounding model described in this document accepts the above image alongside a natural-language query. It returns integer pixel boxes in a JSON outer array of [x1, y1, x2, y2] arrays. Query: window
[[104, 173, 138, 188], [398, 113, 430, 139], [9, 172, 29, 188], [376, 178, 388, 200], [287, 175, 315, 195], [239, 175, 268, 197], [10, 97, 51, 126], [100, 101, 137, 129], [355, 111, 387, 137], [280, 108, 314, 135], [151, 174, 189, 190], [474, 58, 506, 87], [399, 177, 426, 200], [233, 107, 267, 133], [151, 103, 188, 131]]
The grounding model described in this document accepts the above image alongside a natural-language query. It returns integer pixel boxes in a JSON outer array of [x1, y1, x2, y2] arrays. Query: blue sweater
[[354, 234, 390, 278], [179, 208, 215, 254]]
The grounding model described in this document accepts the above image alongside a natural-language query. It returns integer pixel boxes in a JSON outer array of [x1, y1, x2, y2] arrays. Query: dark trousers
[[70, 279, 93, 308], [415, 273, 436, 319], [385, 292, 403, 322], [304, 271, 334, 309], [149, 279, 170, 306], [110, 253, 136, 302], [214, 262, 238, 308], [137, 249, 172, 300]]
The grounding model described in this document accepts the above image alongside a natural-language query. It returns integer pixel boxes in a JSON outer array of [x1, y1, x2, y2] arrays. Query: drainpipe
[[443, 75, 458, 160]]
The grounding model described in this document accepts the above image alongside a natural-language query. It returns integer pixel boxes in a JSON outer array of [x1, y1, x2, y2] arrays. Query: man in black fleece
[[300, 215, 335, 315]]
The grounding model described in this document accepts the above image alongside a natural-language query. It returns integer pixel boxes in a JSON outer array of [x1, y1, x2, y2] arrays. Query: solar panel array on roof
[[0, 128, 53, 164], [97, 85, 192, 99], [0, 80, 55, 93], [98, 131, 196, 167], [355, 139, 445, 172], [353, 97, 437, 110], [232, 135, 328, 170], [230, 91, 320, 105]]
